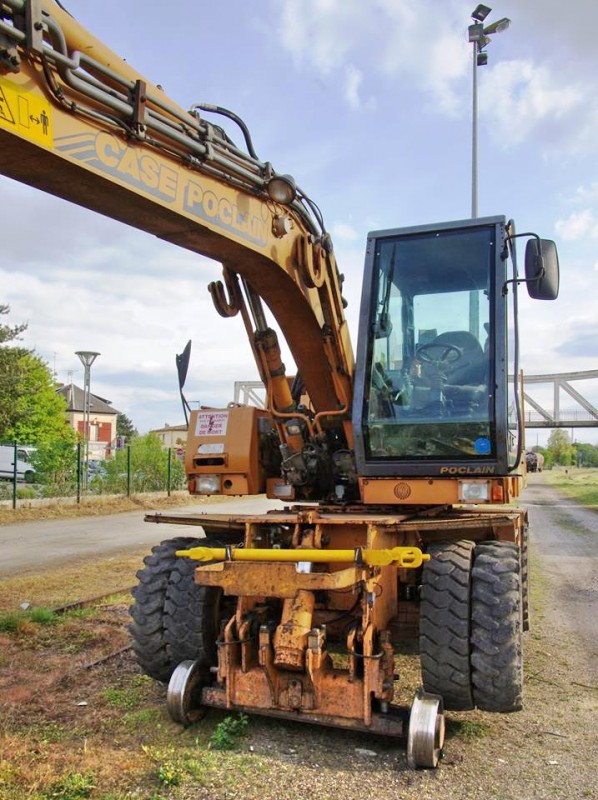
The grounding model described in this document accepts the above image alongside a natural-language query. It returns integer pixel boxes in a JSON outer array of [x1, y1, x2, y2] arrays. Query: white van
[[0, 445, 36, 482]]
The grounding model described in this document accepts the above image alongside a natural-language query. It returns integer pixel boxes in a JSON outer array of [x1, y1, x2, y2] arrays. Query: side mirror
[[525, 238, 559, 300]]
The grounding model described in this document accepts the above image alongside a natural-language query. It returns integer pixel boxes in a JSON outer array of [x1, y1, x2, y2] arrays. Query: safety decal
[[0, 77, 53, 147], [195, 411, 229, 437]]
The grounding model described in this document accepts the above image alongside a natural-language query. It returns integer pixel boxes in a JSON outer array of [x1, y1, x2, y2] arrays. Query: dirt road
[[524, 475, 598, 683]]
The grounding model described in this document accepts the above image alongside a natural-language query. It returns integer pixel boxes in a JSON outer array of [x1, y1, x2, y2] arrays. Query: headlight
[[459, 481, 490, 502], [196, 474, 220, 494]]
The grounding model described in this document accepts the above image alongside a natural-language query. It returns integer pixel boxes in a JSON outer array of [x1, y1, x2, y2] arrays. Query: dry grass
[[0, 490, 209, 526]]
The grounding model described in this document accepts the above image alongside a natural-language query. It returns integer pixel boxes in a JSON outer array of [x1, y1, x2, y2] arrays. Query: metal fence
[[0, 439, 187, 509]]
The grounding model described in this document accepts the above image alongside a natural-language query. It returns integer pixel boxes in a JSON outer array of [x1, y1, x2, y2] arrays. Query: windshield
[[363, 226, 495, 461]]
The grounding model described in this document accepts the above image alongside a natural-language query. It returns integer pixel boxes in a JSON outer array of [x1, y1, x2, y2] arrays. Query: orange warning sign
[[0, 76, 52, 147]]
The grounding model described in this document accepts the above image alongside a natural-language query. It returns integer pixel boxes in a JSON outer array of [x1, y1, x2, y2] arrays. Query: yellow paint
[[0, 77, 52, 147], [177, 545, 429, 569]]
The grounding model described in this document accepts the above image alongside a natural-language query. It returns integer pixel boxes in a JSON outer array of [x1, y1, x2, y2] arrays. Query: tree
[[1, 350, 73, 444], [573, 442, 598, 468], [117, 412, 137, 442], [0, 307, 76, 487], [546, 429, 575, 466], [0, 303, 27, 344]]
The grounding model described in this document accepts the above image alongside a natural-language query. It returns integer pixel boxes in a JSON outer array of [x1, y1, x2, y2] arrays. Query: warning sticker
[[195, 411, 229, 438], [0, 77, 53, 147]]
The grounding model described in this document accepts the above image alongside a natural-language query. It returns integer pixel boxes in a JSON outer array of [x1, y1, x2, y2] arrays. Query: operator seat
[[431, 330, 485, 385], [430, 330, 488, 415]]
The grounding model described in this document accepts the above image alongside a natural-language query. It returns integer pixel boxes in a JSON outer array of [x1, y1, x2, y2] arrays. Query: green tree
[[1, 306, 77, 492], [546, 429, 575, 466], [2, 350, 73, 444], [573, 442, 598, 468], [116, 412, 137, 442], [0, 303, 27, 344], [31, 438, 78, 495]]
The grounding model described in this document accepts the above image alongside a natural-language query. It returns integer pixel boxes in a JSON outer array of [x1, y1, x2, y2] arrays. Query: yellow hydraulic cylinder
[[177, 545, 430, 569]]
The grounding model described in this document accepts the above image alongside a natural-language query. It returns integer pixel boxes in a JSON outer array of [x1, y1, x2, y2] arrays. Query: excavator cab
[[353, 216, 558, 481]]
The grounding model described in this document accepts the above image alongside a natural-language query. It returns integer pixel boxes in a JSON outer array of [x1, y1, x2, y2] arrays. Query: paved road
[[0, 497, 283, 575]]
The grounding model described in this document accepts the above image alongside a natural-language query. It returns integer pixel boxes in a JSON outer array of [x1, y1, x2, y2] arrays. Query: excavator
[[0, 0, 559, 768]]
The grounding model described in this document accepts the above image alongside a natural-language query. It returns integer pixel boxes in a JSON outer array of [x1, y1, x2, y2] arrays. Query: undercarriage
[[132, 505, 527, 768]]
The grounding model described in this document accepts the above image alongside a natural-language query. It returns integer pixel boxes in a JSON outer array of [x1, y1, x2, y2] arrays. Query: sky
[[2, 0, 598, 443]]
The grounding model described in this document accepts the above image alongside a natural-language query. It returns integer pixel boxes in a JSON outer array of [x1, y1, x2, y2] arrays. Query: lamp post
[[468, 5, 511, 218], [75, 350, 100, 488]]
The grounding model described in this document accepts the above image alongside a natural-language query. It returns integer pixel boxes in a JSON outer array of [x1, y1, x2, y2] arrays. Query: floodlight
[[471, 4, 492, 22]]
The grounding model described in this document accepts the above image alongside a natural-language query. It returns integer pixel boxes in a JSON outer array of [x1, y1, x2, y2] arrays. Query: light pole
[[468, 5, 511, 218], [75, 350, 100, 487]]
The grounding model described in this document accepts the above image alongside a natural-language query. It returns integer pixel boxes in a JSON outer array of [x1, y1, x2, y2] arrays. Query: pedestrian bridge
[[235, 371, 598, 431], [522, 370, 598, 429]]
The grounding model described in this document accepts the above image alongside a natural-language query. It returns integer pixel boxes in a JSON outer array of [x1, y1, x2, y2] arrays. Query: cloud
[[480, 60, 586, 148], [555, 319, 598, 358], [275, 0, 470, 114], [331, 222, 359, 242], [344, 64, 364, 110], [555, 210, 598, 241]]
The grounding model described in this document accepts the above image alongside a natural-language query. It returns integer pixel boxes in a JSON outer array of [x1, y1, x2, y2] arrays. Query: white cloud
[[331, 221, 359, 241], [555, 210, 598, 241], [344, 64, 363, 110], [275, 0, 470, 114], [480, 60, 585, 147]]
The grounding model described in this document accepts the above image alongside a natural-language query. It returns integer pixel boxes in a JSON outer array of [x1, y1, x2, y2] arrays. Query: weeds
[[0, 606, 58, 633], [209, 714, 249, 751], [157, 759, 182, 787], [42, 771, 95, 800]]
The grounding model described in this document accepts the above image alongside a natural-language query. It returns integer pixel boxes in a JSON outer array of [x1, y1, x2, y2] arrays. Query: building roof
[[56, 383, 119, 415]]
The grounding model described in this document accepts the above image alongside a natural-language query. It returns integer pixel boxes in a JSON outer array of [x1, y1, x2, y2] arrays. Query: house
[[56, 382, 119, 460], [151, 423, 188, 449]]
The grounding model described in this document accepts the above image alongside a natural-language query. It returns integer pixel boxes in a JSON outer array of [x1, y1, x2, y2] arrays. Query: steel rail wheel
[[407, 688, 445, 769], [166, 659, 206, 726]]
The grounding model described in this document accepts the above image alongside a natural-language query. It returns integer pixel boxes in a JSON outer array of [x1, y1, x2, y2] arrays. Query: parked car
[[0, 445, 36, 483]]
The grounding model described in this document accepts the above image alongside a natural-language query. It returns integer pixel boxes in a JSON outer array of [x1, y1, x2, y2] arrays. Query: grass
[[0, 490, 230, 526], [0, 606, 58, 633], [543, 467, 598, 507]]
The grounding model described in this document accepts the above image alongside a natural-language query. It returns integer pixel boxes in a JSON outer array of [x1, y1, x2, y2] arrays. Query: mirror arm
[[502, 232, 543, 296]]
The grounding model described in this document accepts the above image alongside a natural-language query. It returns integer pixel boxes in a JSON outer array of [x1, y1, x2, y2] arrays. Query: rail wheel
[[166, 659, 206, 726], [129, 537, 202, 682], [419, 540, 474, 710], [470, 541, 523, 712], [407, 688, 445, 769]]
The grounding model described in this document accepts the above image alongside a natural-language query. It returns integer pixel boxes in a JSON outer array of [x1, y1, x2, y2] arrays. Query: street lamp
[[75, 350, 100, 487], [468, 5, 511, 218]]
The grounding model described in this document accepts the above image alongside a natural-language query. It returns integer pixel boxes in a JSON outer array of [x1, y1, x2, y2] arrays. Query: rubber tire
[[164, 537, 224, 669], [420, 540, 475, 711], [129, 537, 202, 682], [470, 541, 523, 712], [521, 526, 530, 632]]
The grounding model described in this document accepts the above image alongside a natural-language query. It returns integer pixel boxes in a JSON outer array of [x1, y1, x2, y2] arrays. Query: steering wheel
[[416, 342, 462, 366]]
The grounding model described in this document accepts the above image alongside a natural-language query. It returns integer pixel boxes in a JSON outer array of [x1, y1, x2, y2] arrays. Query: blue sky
[[2, 0, 597, 442]]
